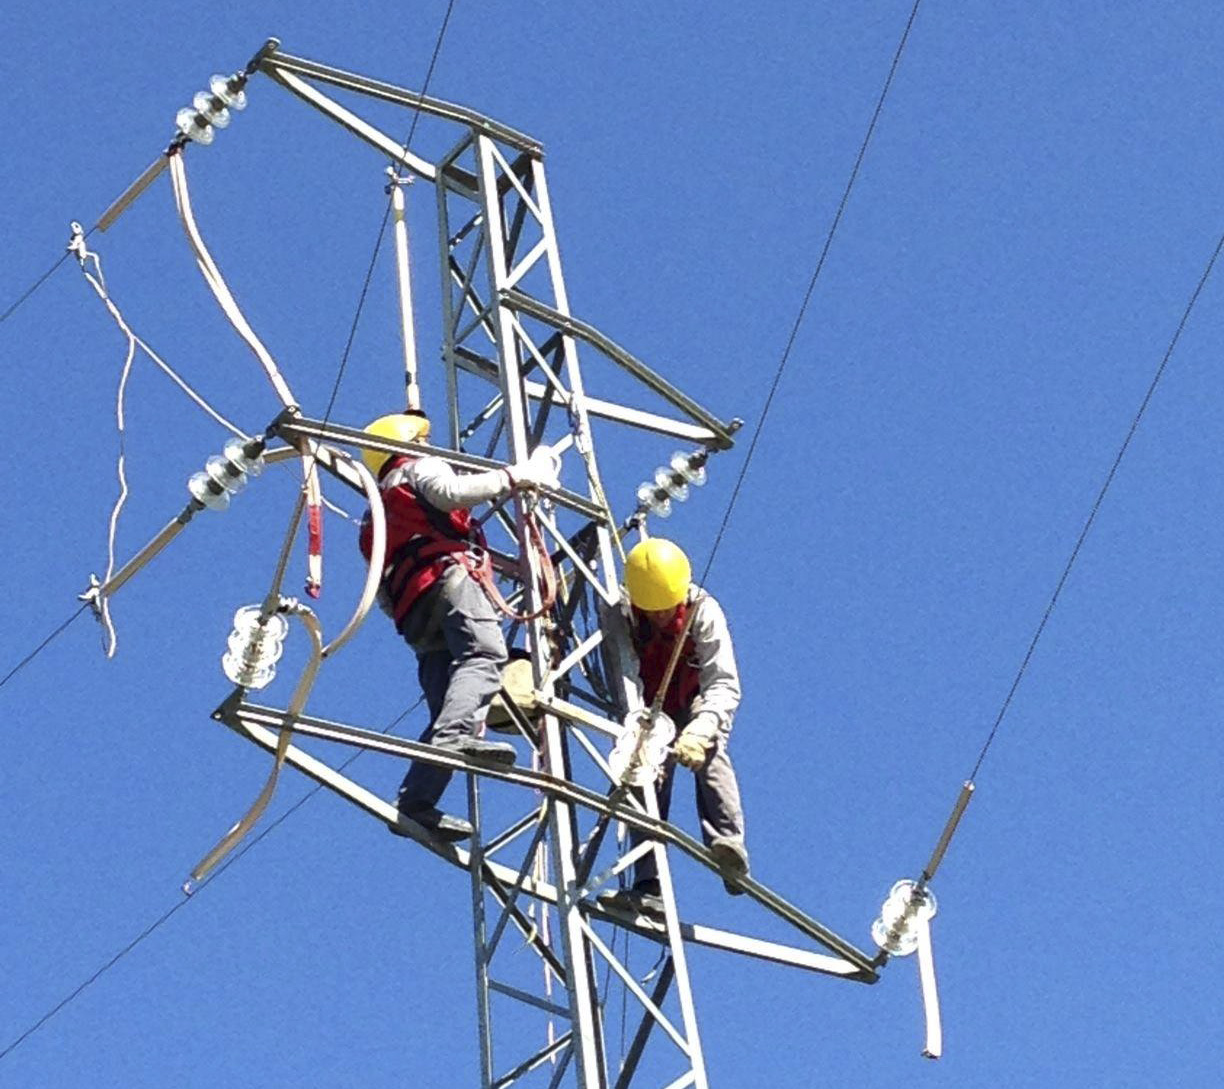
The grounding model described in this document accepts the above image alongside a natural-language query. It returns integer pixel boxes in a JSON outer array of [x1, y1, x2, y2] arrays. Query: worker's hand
[[675, 724, 714, 768], [674, 731, 713, 768], [507, 447, 561, 491], [674, 711, 719, 769], [673, 730, 712, 769]]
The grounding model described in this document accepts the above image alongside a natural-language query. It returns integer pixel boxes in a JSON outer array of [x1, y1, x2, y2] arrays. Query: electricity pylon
[[93, 41, 881, 1088]]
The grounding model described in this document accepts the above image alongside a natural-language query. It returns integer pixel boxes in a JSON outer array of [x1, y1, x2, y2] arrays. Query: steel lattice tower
[[94, 41, 881, 1089]]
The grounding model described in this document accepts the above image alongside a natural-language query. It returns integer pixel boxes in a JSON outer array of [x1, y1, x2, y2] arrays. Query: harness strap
[[463, 510, 557, 623], [379, 461, 558, 623]]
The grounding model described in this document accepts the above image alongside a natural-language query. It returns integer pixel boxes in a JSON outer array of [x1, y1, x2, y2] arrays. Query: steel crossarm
[[499, 290, 738, 450], [272, 414, 606, 521], [217, 696, 878, 979], [260, 47, 542, 154], [449, 346, 723, 447]]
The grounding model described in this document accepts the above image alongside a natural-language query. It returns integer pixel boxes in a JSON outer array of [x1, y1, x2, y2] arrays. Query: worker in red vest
[[359, 412, 558, 842], [602, 537, 748, 918]]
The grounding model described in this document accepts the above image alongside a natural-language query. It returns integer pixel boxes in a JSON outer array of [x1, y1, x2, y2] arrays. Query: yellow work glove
[[673, 713, 719, 769]]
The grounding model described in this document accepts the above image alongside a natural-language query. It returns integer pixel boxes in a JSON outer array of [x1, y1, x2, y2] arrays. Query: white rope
[[129, 331, 249, 436], [69, 229, 249, 656], [318, 450, 383, 657], [73, 248, 354, 519], [71, 241, 129, 659]]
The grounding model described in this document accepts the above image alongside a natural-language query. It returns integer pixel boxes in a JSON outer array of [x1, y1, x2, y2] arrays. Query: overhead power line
[[321, 0, 459, 423], [0, 605, 89, 694], [908, 231, 1224, 892], [0, 246, 83, 329], [0, 696, 424, 1064], [701, 0, 925, 583], [968, 230, 1224, 781]]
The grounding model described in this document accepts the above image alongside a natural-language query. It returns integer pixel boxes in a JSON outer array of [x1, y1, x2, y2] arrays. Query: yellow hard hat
[[361, 412, 431, 476], [624, 538, 691, 611]]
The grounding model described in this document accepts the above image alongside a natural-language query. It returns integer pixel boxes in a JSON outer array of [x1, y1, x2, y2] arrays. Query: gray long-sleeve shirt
[[611, 585, 741, 734], [678, 587, 742, 733], [384, 456, 512, 512]]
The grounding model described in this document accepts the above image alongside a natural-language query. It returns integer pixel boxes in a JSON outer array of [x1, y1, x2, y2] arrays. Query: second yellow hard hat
[[624, 538, 691, 611]]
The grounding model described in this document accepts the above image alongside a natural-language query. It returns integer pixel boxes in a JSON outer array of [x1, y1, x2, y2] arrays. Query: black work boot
[[392, 804, 474, 843], [597, 883, 665, 920], [452, 736, 517, 766]]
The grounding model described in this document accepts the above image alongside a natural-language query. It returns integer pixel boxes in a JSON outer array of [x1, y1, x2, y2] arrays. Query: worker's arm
[[599, 594, 648, 712], [394, 456, 512, 512], [688, 591, 742, 733]]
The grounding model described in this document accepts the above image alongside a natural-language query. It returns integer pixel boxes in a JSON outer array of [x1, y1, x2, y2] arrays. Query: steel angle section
[[480, 865, 568, 980], [455, 298, 498, 347], [215, 701, 875, 979], [507, 313, 572, 400], [214, 699, 562, 900], [487, 140, 545, 219], [447, 231, 494, 305], [491, 1032, 572, 1089], [533, 516, 618, 609], [447, 290, 495, 355], [482, 807, 545, 859], [487, 979, 569, 1019], [222, 700, 877, 971], [683, 923, 876, 982], [262, 66, 440, 185], [580, 918, 691, 1054], [544, 628, 611, 688], [261, 49, 543, 155], [452, 345, 507, 384], [477, 803, 549, 948], [453, 347, 720, 444], [437, 129, 475, 179], [500, 289, 737, 449], [613, 961, 676, 1089], [274, 414, 605, 521], [504, 236, 551, 291], [555, 394, 719, 445]]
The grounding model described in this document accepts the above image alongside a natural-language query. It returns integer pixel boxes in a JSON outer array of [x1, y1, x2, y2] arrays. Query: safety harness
[[361, 455, 556, 625], [632, 597, 702, 717]]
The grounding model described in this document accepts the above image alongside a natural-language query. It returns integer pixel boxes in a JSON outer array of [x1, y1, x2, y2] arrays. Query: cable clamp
[[77, 574, 103, 615]]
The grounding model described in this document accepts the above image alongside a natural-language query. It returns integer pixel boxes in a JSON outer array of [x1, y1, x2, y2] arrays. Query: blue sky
[[2, 2, 1221, 1087]]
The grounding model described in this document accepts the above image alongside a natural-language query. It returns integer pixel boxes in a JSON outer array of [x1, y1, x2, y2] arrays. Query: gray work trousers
[[396, 564, 508, 811], [632, 715, 746, 892]]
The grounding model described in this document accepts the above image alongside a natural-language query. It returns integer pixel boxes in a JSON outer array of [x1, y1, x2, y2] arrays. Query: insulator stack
[[871, 879, 937, 956], [221, 605, 288, 689], [187, 437, 266, 511], [634, 449, 708, 519], [175, 72, 248, 145]]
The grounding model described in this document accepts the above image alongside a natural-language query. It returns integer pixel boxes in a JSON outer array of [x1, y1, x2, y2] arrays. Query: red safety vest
[[632, 603, 701, 717], [358, 455, 486, 623]]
